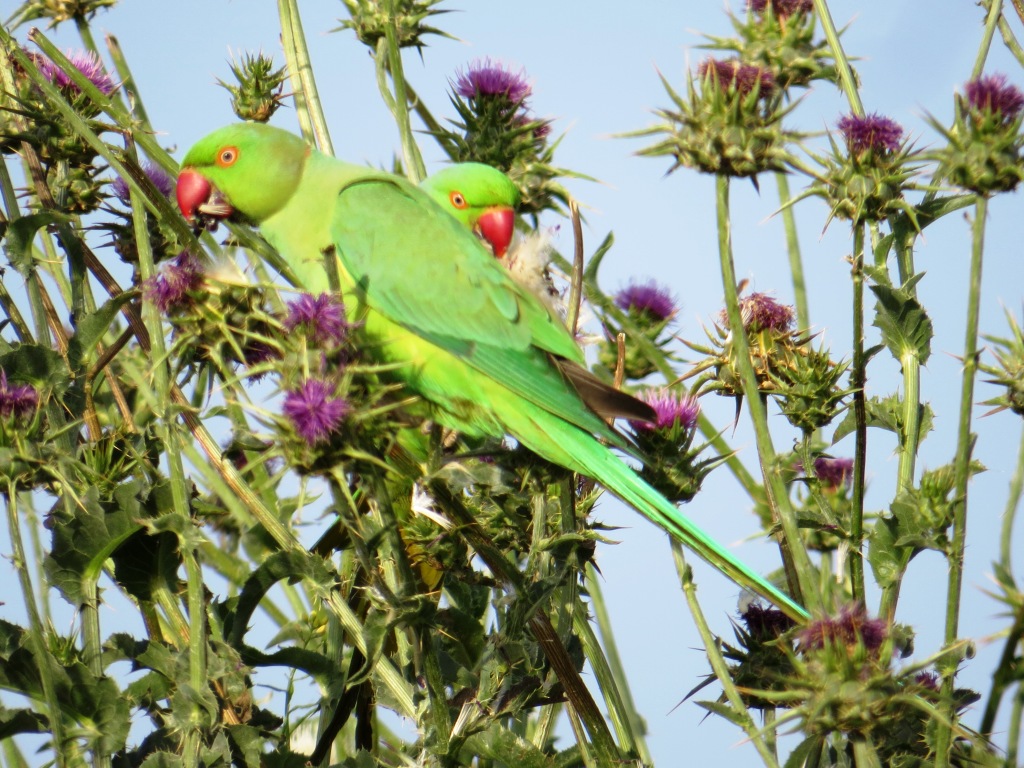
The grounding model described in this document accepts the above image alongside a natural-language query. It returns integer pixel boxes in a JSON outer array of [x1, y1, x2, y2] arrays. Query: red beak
[[476, 207, 515, 258], [176, 169, 212, 222]]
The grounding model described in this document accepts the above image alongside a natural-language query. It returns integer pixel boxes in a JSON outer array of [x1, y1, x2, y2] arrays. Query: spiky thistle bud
[[337, 0, 452, 52], [932, 73, 1024, 194], [807, 113, 920, 226], [628, 57, 795, 179], [437, 59, 576, 217], [628, 389, 726, 503], [599, 280, 678, 380], [981, 307, 1024, 417], [685, 291, 817, 402], [7, 0, 116, 29], [770, 347, 851, 433], [218, 52, 287, 123]]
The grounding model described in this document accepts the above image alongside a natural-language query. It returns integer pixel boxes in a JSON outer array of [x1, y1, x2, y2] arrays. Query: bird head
[[421, 162, 520, 257], [176, 123, 310, 228]]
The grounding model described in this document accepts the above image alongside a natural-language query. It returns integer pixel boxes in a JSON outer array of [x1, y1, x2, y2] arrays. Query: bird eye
[[217, 147, 240, 167], [449, 191, 468, 209]]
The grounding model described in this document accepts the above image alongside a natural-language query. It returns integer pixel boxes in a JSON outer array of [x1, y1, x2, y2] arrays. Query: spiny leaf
[[66, 292, 136, 373], [832, 393, 933, 445], [1, 212, 71, 275], [44, 484, 144, 606], [867, 517, 908, 589], [0, 705, 47, 739], [0, 344, 69, 398], [870, 282, 933, 365]]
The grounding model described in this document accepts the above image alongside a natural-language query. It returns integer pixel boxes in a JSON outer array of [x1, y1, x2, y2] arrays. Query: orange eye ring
[[449, 191, 468, 210], [216, 146, 240, 167]]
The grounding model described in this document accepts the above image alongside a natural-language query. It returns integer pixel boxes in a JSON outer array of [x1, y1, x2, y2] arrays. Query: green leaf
[[463, 723, 558, 767], [867, 517, 909, 589], [0, 706, 47, 739], [582, 232, 615, 284], [870, 282, 933, 365], [831, 393, 933, 446], [66, 292, 136, 373], [783, 735, 828, 768], [44, 485, 144, 606], [139, 754, 185, 768], [0, 620, 129, 754], [695, 699, 748, 728], [110, 481, 181, 603], [0, 344, 70, 398], [225, 549, 337, 648], [1, 212, 71, 274], [227, 725, 265, 768]]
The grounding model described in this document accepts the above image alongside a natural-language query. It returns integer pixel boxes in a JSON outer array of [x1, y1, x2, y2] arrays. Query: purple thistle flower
[[0, 370, 39, 422], [242, 341, 280, 381], [748, 0, 814, 17], [812, 456, 854, 490], [631, 389, 700, 432], [284, 293, 348, 347], [453, 58, 532, 103], [722, 291, 795, 332], [698, 58, 775, 97], [740, 603, 796, 640], [615, 280, 677, 322], [38, 50, 116, 95], [282, 379, 349, 446], [143, 251, 203, 312], [798, 603, 887, 653], [915, 671, 941, 691], [111, 160, 174, 204], [837, 112, 903, 154], [964, 73, 1024, 122]]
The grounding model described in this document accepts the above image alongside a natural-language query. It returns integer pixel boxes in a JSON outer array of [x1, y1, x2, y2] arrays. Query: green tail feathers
[[510, 405, 810, 621]]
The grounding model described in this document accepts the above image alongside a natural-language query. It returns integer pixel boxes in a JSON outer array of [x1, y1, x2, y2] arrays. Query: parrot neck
[[260, 152, 367, 294]]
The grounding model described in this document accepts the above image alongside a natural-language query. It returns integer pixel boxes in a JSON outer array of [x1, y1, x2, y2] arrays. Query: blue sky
[[7, 0, 1024, 763]]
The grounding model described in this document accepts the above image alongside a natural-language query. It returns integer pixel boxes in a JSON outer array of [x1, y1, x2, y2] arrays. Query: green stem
[[378, 6, 427, 183], [997, 13, 1024, 68], [5, 484, 68, 767], [775, 173, 809, 330], [1008, 682, 1024, 766], [999, 426, 1024, 571], [562, 252, 761, 498], [979, 611, 1023, 737], [572, 593, 644, 762], [104, 33, 152, 130], [73, 14, 100, 56], [584, 564, 652, 765], [672, 543, 780, 768], [0, 158, 35, 343], [849, 222, 866, 605], [128, 145, 206, 768], [428, 481, 621, 762], [714, 175, 819, 611], [277, 0, 334, 153], [935, 194, 987, 768], [812, 0, 863, 114], [972, 0, 1004, 79]]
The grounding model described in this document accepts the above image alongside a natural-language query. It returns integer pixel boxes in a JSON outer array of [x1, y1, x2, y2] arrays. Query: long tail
[[511, 407, 810, 622]]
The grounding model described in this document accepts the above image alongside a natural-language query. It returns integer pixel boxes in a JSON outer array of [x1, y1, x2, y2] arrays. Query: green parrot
[[420, 162, 518, 259], [176, 122, 808, 621], [421, 163, 562, 311]]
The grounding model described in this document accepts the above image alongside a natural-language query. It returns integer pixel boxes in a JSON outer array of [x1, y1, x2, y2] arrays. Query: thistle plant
[[436, 58, 578, 217], [1, 3, 1024, 768], [218, 51, 288, 123]]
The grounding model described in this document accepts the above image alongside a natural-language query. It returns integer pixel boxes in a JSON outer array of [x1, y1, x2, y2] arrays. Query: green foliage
[[0, 2, 1022, 766]]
